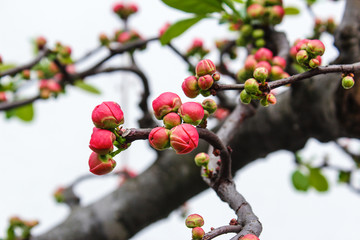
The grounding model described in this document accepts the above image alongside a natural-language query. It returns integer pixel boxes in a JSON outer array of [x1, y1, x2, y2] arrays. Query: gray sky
[[1, 0, 359, 239]]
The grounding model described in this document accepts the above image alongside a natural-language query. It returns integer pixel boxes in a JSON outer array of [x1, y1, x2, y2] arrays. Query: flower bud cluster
[[98, 29, 146, 51], [290, 39, 325, 69], [312, 17, 337, 39], [237, 47, 289, 83], [150, 92, 218, 154], [88, 102, 126, 175], [185, 38, 209, 59], [53, 42, 73, 64], [112, 2, 138, 20], [185, 214, 205, 240], [341, 74, 355, 89], [216, 39, 237, 59], [39, 79, 62, 99], [236, 24, 267, 49], [182, 59, 219, 98], [247, 0, 285, 25]]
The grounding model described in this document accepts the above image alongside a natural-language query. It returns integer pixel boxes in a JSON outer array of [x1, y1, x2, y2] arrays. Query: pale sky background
[[0, 0, 359, 240]]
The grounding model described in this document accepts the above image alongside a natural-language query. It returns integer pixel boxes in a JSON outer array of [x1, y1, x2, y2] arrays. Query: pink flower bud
[[254, 48, 273, 62], [185, 214, 204, 228], [192, 227, 205, 240], [53, 186, 65, 203], [195, 59, 216, 77], [118, 32, 132, 43], [213, 108, 230, 120], [194, 152, 210, 167], [92, 102, 124, 129], [296, 50, 309, 65], [270, 66, 284, 80], [306, 39, 325, 56], [266, 93, 277, 104], [198, 74, 214, 90], [247, 4, 265, 19], [244, 78, 260, 94], [269, 5, 285, 24], [89, 152, 117, 175], [170, 124, 199, 154], [309, 57, 321, 68], [152, 92, 182, 120], [22, 69, 31, 79], [212, 72, 220, 81], [244, 55, 258, 72], [0, 92, 7, 102], [290, 46, 298, 59], [240, 234, 260, 240], [182, 76, 199, 98], [159, 22, 171, 37], [192, 38, 203, 48], [36, 36, 47, 50], [89, 127, 116, 155], [255, 61, 272, 73], [47, 79, 62, 92], [202, 98, 217, 114], [272, 56, 286, 69], [295, 39, 310, 52], [113, 3, 124, 13], [128, 3, 138, 13], [253, 67, 269, 82], [148, 127, 171, 150], [163, 112, 181, 129], [178, 102, 204, 126]]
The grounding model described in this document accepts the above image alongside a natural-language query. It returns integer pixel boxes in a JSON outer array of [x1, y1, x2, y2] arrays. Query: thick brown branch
[[203, 225, 242, 240], [0, 95, 41, 111]]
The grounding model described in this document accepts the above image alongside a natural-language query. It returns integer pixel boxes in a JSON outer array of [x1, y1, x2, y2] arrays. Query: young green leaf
[[309, 168, 329, 192], [284, 7, 300, 15], [291, 170, 310, 191], [161, 0, 223, 14], [160, 16, 206, 45], [15, 103, 34, 122], [74, 80, 101, 95]]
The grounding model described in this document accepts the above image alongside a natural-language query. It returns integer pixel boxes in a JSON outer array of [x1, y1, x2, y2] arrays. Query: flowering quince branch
[[0, 48, 51, 77], [203, 225, 243, 240], [167, 43, 195, 70], [214, 62, 360, 91]]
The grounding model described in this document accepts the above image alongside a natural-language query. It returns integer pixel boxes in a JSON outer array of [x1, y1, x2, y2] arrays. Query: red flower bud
[[148, 127, 170, 150], [255, 61, 272, 73], [163, 112, 181, 129], [270, 66, 284, 80], [22, 69, 31, 80], [290, 46, 298, 59], [89, 127, 116, 155], [247, 4, 265, 19], [89, 152, 117, 175], [306, 39, 325, 56], [272, 56, 286, 69], [309, 57, 321, 68], [0, 92, 7, 102], [295, 39, 309, 52], [159, 22, 171, 37], [195, 59, 216, 77], [113, 3, 124, 13], [212, 72, 220, 81], [118, 32, 132, 43], [185, 214, 204, 228], [182, 76, 199, 98], [213, 108, 230, 120], [202, 98, 217, 114], [198, 74, 214, 90], [170, 124, 199, 154], [269, 5, 285, 24], [152, 92, 182, 120], [128, 3, 138, 13], [296, 50, 309, 65], [178, 102, 204, 126], [192, 227, 205, 240], [266, 93, 277, 104], [240, 234, 260, 240], [244, 55, 258, 72], [92, 102, 124, 129], [254, 48, 273, 62], [36, 36, 47, 50]]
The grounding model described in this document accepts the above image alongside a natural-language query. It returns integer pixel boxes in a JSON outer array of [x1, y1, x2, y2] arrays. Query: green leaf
[[291, 170, 310, 191], [161, 0, 223, 14], [74, 80, 101, 95], [15, 103, 34, 122], [232, 0, 244, 3], [0, 64, 17, 72], [338, 170, 351, 184], [309, 168, 329, 192], [284, 6, 300, 15], [222, 0, 240, 17], [160, 16, 206, 45]]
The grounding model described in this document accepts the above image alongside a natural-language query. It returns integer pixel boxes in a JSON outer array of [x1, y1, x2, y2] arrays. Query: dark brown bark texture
[[34, 0, 360, 239]]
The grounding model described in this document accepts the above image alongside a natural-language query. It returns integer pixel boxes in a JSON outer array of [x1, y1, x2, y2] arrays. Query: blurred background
[[0, 0, 359, 239]]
